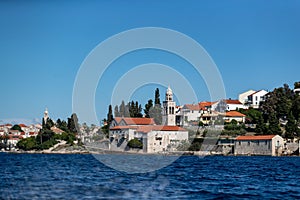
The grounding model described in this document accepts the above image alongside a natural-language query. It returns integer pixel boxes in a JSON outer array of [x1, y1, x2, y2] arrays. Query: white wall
[[145, 130, 188, 153], [239, 90, 256, 104]]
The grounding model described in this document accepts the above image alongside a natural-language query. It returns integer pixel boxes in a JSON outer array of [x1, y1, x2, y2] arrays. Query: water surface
[[1, 153, 300, 199]]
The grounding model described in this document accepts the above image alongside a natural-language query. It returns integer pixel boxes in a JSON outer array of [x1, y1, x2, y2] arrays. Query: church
[[109, 86, 189, 153]]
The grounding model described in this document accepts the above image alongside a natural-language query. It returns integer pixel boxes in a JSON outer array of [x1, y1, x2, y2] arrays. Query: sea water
[[1, 153, 300, 199]]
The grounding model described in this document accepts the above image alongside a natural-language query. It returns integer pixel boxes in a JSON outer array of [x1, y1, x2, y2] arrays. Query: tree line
[[16, 113, 79, 151], [239, 81, 300, 138], [106, 88, 163, 125]]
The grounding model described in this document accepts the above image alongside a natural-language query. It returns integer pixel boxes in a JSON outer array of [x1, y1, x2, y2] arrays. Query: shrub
[[127, 138, 143, 149]]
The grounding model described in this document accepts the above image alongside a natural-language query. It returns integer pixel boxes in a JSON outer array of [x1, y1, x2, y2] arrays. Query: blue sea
[[1, 153, 300, 199]]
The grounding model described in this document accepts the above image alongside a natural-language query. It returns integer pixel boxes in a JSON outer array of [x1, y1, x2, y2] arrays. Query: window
[[239, 141, 241, 145], [160, 142, 162, 145], [248, 141, 250, 146]]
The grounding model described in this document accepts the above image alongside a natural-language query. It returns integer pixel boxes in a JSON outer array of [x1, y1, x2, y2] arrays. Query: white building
[[246, 90, 268, 109], [162, 86, 176, 126], [110, 125, 188, 153], [211, 99, 245, 112], [178, 104, 204, 126], [109, 86, 189, 153], [239, 90, 256, 104], [234, 135, 284, 156], [224, 111, 246, 123]]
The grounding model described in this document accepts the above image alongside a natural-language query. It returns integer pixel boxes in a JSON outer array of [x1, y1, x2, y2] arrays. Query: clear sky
[[0, 0, 299, 125]]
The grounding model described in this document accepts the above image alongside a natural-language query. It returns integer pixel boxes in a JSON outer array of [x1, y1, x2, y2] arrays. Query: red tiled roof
[[51, 127, 64, 134], [236, 135, 276, 141], [19, 124, 27, 127], [110, 126, 138, 130], [110, 125, 186, 133], [137, 125, 186, 133], [29, 132, 36, 135], [199, 101, 215, 107], [114, 117, 155, 125], [225, 99, 242, 104], [183, 104, 206, 111], [226, 111, 246, 117]]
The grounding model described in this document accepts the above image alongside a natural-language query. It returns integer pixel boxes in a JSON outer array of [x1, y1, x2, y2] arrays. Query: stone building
[[234, 135, 284, 156], [109, 86, 188, 153]]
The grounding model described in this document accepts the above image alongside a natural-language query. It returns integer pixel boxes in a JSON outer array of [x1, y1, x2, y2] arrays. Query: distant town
[[1, 81, 300, 156]]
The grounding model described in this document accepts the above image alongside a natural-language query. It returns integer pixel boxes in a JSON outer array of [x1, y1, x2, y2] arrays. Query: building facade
[[234, 135, 284, 156], [162, 86, 176, 126]]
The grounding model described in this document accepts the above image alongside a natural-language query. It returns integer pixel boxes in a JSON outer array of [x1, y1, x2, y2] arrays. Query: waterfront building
[[109, 87, 189, 153], [234, 135, 284, 156]]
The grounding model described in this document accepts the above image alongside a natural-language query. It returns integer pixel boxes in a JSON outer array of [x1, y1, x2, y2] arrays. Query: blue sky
[[0, 0, 300, 125]]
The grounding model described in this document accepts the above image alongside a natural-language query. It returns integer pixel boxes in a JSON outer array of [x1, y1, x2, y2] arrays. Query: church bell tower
[[162, 86, 176, 126]]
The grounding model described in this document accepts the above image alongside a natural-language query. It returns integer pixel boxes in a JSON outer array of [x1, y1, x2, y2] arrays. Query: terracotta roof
[[224, 99, 242, 104], [114, 117, 155, 125], [110, 126, 138, 130], [110, 125, 186, 133], [51, 127, 64, 134], [137, 125, 186, 133], [29, 132, 36, 135], [199, 101, 215, 107], [236, 135, 276, 141], [19, 124, 27, 127], [225, 111, 246, 117], [183, 104, 206, 111]]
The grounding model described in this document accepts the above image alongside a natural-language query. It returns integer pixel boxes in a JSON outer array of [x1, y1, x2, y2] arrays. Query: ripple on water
[[0, 153, 299, 199]]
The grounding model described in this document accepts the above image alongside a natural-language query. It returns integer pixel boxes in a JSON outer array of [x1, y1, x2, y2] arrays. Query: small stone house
[[234, 135, 284, 156]]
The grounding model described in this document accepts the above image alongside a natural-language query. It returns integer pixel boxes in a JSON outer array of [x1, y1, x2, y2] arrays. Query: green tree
[[11, 124, 22, 132], [144, 99, 153, 118], [294, 81, 300, 89], [119, 101, 126, 117], [285, 111, 300, 138], [155, 88, 161, 105], [150, 105, 162, 125], [291, 95, 300, 120], [127, 138, 143, 149], [68, 113, 79, 133], [255, 116, 267, 134], [114, 105, 120, 117], [136, 101, 143, 117], [57, 120, 68, 132], [268, 112, 282, 135], [17, 137, 38, 151], [107, 105, 114, 125]]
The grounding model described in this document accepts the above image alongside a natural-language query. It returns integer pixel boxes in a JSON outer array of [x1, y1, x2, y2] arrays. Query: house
[[211, 99, 245, 112], [239, 90, 256, 104], [109, 86, 189, 153], [234, 135, 284, 156], [176, 101, 214, 126], [110, 117, 155, 127], [19, 124, 29, 132], [200, 111, 220, 125], [51, 126, 64, 135], [178, 104, 205, 126], [224, 111, 246, 123], [246, 90, 268, 109], [110, 125, 188, 153]]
